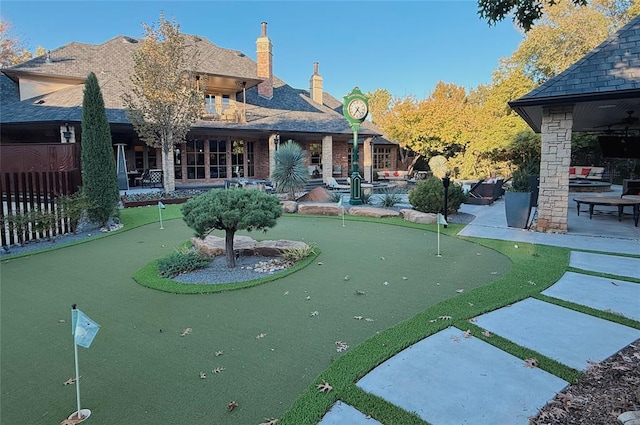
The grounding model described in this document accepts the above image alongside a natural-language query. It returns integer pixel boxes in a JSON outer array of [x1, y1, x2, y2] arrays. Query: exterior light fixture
[[63, 123, 72, 143]]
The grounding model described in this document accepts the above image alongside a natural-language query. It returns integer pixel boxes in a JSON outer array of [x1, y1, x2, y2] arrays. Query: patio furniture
[[573, 196, 639, 227], [325, 176, 350, 190], [141, 169, 163, 188], [465, 179, 505, 205]]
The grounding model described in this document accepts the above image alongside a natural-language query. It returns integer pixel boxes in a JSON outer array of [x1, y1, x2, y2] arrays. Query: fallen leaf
[[468, 302, 474, 307], [365, 318, 374, 322], [180, 327, 192, 337], [462, 329, 472, 338], [429, 319, 437, 323], [355, 290, 366, 295], [402, 276, 408, 280], [259, 418, 278, 425], [227, 400, 238, 412], [335, 341, 349, 352], [528, 280, 536, 285], [439, 315, 452, 320], [310, 311, 319, 317], [611, 281, 619, 286], [256, 333, 267, 339], [199, 371, 207, 379], [524, 358, 539, 368], [383, 281, 389, 286], [212, 367, 225, 374], [354, 316, 363, 320], [58, 319, 66, 323], [481, 330, 492, 338], [455, 289, 464, 293], [468, 317, 477, 323], [476, 252, 482, 255], [283, 291, 289, 295], [490, 271, 498, 275], [343, 275, 350, 281], [380, 256, 385, 260], [215, 350, 224, 357], [63, 376, 80, 385], [451, 336, 460, 343], [317, 262, 323, 265], [316, 380, 333, 393], [305, 296, 311, 300]]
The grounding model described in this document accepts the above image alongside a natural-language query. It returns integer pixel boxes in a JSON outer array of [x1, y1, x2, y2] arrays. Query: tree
[[122, 13, 205, 192], [181, 189, 283, 268], [0, 19, 45, 67], [478, 0, 587, 31], [270, 141, 309, 200], [81, 72, 120, 226]]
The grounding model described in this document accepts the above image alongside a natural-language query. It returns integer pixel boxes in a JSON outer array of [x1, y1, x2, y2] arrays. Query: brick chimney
[[256, 22, 273, 99], [310, 62, 323, 104]]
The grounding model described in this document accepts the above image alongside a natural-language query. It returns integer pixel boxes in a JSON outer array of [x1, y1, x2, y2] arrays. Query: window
[[205, 94, 216, 115], [186, 140, 205, 180], [209, 140, 227, 178], [373, 147, 393, 170], [246, 141, 255, 177], [309, 142, 322, 165]]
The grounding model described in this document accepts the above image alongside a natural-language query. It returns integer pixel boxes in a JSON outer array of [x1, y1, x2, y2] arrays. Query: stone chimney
[[310, 62, 323, 104], [256, 22, 273, 99]]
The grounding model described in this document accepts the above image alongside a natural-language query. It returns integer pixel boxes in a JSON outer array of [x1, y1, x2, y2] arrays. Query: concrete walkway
[[319, 193, 640, 425]]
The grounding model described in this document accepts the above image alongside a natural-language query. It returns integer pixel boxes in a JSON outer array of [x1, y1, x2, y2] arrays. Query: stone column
[[536, 106, 573, 233], [268, 134, 278, 177], [363, 137, 373, 182], [322, 135, 333, 183]]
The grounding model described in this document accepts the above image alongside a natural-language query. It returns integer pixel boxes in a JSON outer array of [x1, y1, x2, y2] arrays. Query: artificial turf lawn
[[0, 210, 510, 425]]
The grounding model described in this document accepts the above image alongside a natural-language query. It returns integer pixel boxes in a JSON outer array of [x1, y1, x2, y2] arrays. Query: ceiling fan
[[601, 110, 639, 128]]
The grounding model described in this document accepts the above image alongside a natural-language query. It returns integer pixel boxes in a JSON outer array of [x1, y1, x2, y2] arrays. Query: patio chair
[[141, 169, 163, 188], [326, 176, 350, 190]]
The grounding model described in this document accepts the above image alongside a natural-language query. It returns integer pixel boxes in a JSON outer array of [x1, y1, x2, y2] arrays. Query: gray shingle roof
[[514, 15, 640, 103], [1, 34, 382, 137]]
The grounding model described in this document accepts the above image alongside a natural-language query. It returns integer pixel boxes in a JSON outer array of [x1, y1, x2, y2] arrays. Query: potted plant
[[505, 168, 532, 228]]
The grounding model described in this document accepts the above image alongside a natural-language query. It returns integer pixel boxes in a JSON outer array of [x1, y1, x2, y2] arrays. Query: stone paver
[[318, 401, 383, 425], [474, 298, 640, 371], [569, 251, 640, 279], [356, 327, 568, 425], [542, 271, 640, 321]]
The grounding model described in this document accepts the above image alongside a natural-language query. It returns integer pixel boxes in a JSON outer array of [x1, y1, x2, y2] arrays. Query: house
[[509, 15, 640, 233], [0, 22, 401, 189]]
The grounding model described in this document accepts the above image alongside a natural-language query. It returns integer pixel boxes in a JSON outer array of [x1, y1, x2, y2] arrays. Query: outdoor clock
[[347, 98, 368, 120], [343, 87, 369, 124]]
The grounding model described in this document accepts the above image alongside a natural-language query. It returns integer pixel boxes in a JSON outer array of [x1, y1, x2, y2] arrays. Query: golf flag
[[337, 196, 343, 208], [437, 213, 448, 226], [73, 310, 100, 348], [158, 201, 166, 209]]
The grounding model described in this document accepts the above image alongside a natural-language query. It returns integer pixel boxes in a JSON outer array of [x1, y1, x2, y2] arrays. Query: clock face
[[348, 99, 368, 120]]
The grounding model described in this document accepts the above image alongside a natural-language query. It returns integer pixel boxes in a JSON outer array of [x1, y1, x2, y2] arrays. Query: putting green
[[0, 215, 510, 425]]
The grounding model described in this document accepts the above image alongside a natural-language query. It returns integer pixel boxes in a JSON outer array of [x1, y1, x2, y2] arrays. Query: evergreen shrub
[[157, 246, 211, 278], [408, 176, 467, 214]]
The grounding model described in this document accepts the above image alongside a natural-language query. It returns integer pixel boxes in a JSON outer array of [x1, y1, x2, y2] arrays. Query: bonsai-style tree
[[182, 189, 282, 268], [81, 72, 120, 226], [270, 141, 309, 200]]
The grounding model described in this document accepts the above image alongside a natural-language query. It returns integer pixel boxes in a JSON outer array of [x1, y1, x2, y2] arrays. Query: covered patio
[[509, 16, 640, 233]]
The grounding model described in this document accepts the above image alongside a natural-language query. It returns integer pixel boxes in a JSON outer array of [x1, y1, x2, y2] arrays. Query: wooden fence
[[1, 170, 81, 247]]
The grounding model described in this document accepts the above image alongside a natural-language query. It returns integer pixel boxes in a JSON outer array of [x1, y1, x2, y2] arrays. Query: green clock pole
[[350, 124, 362, 205], [343, 87, 368, 206]]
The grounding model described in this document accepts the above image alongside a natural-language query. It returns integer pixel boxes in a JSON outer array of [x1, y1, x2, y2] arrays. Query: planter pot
[[505, 192, 532, 228], [122, 198, 189, 208]]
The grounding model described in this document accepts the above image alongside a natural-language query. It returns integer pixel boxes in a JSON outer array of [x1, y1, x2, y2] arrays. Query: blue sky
[[2, 1, 524, 100]]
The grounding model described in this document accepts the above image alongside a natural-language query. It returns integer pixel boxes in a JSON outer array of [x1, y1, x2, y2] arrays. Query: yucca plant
[[270, 141, 309, 200]]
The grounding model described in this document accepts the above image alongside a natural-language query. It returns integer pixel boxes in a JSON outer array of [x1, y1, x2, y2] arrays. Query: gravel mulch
[[530, 339, 640, 425]]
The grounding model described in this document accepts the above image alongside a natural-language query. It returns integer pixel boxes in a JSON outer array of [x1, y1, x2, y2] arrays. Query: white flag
[[158, 201, 166, 209], [437, 213, 448, 226]]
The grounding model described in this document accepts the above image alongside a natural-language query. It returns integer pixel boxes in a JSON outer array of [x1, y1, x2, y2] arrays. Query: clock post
[[343, 87, 369, 205]]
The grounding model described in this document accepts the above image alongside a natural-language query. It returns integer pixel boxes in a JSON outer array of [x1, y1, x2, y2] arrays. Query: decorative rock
[[348, 206, 399, 218], [298, 203, 342, 216], [255, 240, 309, 257], [618, 411, 640, 425], [281, 201, 298, 213], [296, 187, 333, 203], [399, 209, 437, 224], [191, 235, 256, 257]]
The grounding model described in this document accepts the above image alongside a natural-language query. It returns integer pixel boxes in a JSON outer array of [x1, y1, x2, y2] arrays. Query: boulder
[[298, 203, 342, 216], [255, 240, 310, 257], [280, 200, 298, 213], [348, 206, 400, 218], [192, 235, 256, 257], [296, 186, 333, 202], [399, 209, 437, 224]]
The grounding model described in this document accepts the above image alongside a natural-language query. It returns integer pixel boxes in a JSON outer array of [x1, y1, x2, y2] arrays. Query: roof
[[0, 34, 381, 137], [510, 15, 640, 132]]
